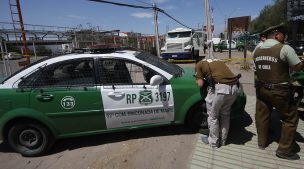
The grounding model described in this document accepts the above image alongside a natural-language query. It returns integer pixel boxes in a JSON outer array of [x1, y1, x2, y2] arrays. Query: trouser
[[205, 84, 238, 147], [256, 87, 299, 155]]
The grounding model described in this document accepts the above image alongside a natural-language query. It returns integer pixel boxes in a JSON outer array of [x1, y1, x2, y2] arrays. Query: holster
[[203, 75, 215, 90]]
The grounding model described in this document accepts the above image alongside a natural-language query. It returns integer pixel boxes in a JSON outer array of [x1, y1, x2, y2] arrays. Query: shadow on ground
[[268, 110, 304, 153], [228, 111, 254, 145], [0, 125, 196, 156]]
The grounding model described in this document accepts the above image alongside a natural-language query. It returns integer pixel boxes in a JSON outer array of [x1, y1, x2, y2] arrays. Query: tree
[[250, 0, 287, 34]]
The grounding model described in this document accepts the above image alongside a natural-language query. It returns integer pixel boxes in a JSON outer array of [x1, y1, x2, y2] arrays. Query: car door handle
[[36, 94, 54, 102], [107, 92, 125, 97]]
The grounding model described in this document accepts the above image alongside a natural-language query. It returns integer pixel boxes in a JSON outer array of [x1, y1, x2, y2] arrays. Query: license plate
[[172, 55, 177, 58]]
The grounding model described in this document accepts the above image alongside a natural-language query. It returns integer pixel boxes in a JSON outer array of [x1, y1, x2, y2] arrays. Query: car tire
[[8, 121, 54, 157], [216, 47, 221, 52], [186, 101, 208, 131], [238, 47, 244, 51]]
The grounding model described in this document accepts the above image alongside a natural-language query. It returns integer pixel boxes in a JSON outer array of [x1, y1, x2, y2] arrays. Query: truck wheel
[[186, 101, 208, 131], [8, 121, 54, 157]]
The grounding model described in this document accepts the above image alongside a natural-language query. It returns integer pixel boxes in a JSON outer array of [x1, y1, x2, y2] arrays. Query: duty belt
[[255, 81, 289, 90]]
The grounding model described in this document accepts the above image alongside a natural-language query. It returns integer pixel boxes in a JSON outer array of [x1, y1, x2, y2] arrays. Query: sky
[[0, 0, 275, 35]]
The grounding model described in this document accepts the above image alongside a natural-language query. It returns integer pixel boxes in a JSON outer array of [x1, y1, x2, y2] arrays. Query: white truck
[[161, 28, 206, 60]]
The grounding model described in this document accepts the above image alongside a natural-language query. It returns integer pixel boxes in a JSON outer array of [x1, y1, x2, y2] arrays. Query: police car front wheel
[[8, 122, 54, 157], [186, 101, 208, 130]]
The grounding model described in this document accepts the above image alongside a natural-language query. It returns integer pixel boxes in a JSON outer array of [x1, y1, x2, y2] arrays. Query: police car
[[0, 48, 246, 156]]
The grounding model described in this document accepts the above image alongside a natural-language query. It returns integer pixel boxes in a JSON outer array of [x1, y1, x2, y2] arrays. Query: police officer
[[195, 59, 239, 148], [253, 24, 302, 160], [254, 32, 267, 53]]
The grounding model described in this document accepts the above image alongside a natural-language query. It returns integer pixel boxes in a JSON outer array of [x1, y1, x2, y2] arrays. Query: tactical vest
[[254, 43, 289, 83], [200, 59, 237, 85]]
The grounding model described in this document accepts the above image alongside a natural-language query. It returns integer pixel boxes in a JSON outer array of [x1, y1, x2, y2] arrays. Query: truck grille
[[167, 43, 183, 51]]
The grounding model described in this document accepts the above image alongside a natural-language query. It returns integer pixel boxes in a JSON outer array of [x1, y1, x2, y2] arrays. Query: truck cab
[[161, 28, 206, 60]]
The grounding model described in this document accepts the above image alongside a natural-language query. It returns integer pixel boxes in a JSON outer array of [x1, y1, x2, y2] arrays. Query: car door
[[19, 58, 106, 134], [231, 40, 237, 49], [221, 40, 227, 49], [97, 58, 174, 129]]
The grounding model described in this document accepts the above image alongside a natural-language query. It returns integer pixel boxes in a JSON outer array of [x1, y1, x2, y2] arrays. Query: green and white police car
[[0, 49, 246, 156]]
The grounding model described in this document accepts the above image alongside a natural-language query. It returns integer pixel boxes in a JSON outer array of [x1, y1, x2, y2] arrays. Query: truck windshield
[[135, 52, 184, 77], [168, 31, 191, 38]]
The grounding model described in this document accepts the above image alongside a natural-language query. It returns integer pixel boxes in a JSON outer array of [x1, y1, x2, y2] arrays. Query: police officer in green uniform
[[253, 24, 302, 160], [195, 59, 239, 148]]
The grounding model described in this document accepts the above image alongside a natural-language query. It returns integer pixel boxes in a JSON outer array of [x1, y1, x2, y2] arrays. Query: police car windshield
[[135, 52, 184, 77]]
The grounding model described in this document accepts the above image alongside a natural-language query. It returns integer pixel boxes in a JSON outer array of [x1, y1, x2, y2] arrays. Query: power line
[[88, 0, 192, 29], [160, 11, 191, 29], [88, 0, 152, 9]]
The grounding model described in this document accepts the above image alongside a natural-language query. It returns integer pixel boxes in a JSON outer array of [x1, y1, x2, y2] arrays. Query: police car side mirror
[[150, 75, 163, 86]]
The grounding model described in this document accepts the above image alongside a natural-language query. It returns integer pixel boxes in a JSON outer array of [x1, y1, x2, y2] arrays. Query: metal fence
[[1, 22, 166, 78]]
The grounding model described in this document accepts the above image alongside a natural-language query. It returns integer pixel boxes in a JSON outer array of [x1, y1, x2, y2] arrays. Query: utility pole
[[211, 7, 214, 38], [204, 0, 213, 59], [153, 3, 161, 57], [15, 0, 30, 65], [224, 15, 227, 40]]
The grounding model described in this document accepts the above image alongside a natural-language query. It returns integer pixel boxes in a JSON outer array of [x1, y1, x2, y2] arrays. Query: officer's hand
[[196, 79, 204, 87]]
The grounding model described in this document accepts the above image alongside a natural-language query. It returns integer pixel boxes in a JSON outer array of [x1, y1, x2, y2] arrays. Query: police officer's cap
[[262, 23, 287, 36]]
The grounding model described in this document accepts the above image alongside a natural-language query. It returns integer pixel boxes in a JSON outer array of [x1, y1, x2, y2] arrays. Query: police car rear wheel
[[8, 122, 54, 157]]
